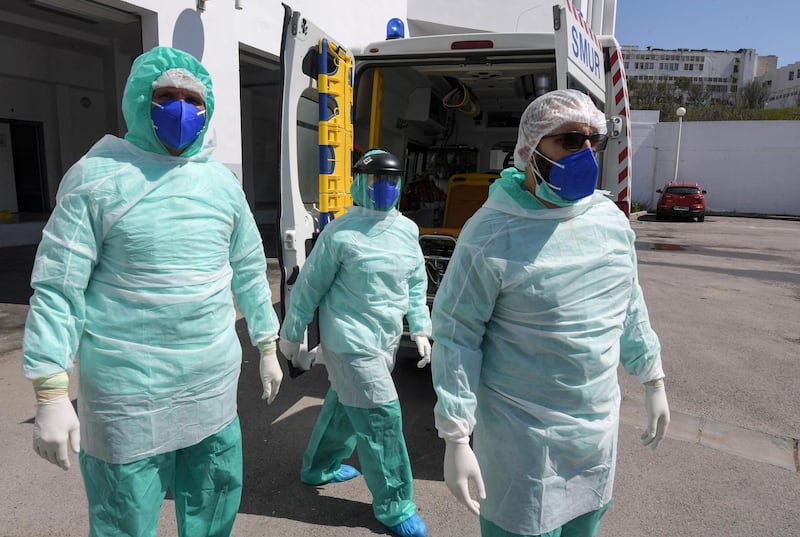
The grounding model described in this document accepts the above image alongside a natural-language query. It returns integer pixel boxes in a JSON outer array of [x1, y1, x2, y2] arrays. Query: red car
[[655, 182, 707, 222]]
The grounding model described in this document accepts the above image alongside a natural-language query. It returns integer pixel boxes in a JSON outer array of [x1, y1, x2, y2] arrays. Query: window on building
[[790, 72, 795, 81], [699, 64, 703, 71]]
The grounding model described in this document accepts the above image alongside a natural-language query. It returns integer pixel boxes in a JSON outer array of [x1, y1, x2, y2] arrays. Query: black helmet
[[351, 149, 404, 210], [353, 149, 403, 175]]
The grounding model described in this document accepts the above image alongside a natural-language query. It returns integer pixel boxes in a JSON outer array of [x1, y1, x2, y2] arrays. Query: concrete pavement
[[2, 217, 800, 536]]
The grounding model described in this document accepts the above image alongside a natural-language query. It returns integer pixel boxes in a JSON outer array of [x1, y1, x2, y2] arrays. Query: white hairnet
[[152, 68, 207, 101], [513, 89, 606, 170]]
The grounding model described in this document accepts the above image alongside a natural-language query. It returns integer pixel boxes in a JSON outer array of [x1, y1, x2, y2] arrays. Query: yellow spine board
[[318, 38, 354, 218]]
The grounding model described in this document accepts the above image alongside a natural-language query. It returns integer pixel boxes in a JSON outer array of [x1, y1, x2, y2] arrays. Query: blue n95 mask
[[368, 176, 401, 210], [151, 100, 206, 151], [533, 147, 599, 202]]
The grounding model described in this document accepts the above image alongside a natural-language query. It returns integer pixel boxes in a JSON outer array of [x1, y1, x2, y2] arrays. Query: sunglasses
[[541, 131, 609, 152]]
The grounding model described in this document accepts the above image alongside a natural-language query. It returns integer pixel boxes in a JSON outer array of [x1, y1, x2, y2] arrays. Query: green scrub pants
[[80, 416, 243, 537], [301, 387, 417, 528], [479, 503, 610, 537]]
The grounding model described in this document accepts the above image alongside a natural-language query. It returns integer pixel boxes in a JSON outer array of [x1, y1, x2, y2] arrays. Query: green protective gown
[[432, 168, 664, 536], [280, 159, 431, 527], [22, 46, 278, 535]]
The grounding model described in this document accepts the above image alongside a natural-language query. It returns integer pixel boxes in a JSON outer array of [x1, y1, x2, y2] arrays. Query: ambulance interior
[[352, 58, 557, 298]]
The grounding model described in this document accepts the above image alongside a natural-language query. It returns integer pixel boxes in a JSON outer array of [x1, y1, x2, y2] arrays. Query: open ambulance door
[[553, 2, 631, 215], [278, 4, 354, 371]]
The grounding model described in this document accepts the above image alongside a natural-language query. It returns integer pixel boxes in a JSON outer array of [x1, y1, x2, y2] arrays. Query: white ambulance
[[277, 2, 632, 361]]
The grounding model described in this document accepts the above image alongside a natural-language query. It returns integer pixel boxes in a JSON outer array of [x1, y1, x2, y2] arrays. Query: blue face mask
[[368, 177, 401, 210], [150, 100, 206, 151], [534, 147, 599, 202]]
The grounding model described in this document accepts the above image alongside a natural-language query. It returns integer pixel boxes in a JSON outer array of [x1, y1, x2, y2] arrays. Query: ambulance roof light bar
[[386, 18, 404, 40]]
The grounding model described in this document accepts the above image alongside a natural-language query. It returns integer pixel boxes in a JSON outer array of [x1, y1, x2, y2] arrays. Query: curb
[[620, 397, 799, 472], [630, 210, 800, 222]]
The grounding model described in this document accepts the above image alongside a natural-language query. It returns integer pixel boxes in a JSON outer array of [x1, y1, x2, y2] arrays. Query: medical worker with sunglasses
[[430, 89, 670, 537]]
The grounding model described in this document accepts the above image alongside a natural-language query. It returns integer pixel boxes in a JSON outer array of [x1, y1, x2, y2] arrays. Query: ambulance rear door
[[553, 2, 631, 214], [278, 4, 354, 360]]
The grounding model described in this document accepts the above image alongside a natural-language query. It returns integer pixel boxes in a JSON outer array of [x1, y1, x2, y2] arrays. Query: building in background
[[754, 55, 778, 77], [761, 61, 800, 108], [621, 45, 763, 105]]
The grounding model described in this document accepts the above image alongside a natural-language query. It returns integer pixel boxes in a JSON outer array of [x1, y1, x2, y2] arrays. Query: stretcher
[[417, 172, 499, 301]]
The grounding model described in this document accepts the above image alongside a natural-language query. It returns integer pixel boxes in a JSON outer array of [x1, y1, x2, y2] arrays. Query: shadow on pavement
[[0, 245, 36, 305]]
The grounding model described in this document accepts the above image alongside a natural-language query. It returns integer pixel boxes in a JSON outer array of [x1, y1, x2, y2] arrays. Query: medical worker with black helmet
[[280, 149, 432, 537], [431, 89, 670, 537], [22, 46, 282, 536]]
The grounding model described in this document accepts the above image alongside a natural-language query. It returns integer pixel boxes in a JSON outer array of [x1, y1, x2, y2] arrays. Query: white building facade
[[762, 61, 800, 108], [621, 45, 760, 105]]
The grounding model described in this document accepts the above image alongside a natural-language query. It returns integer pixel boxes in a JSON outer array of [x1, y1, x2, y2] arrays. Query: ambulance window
[[297, 93, 320, 205]]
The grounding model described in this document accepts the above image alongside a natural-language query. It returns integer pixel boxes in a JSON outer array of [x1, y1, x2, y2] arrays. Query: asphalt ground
[[1, 214, 799, 536]]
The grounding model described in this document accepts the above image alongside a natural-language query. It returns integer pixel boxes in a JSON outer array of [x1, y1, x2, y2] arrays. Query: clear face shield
[[365, 173, 402, 210]]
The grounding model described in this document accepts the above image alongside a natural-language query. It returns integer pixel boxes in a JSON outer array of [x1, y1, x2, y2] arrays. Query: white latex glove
[[641, 378, 670, 449], [413, 335, 432, 368], [294, 345, 319, 370], [259, 352, 283, 404], [443, 438, 486, 516], [33, 394, 80, 470], [279, 338, 301, 364], [280, 338, 318, 371]]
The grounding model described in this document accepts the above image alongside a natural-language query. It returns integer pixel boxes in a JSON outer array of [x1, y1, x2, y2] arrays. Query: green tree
[[627, 79, 678, 112], [686, 83, 711, 105], [674, 77, 692, 91], [738, 80, 769, 109]]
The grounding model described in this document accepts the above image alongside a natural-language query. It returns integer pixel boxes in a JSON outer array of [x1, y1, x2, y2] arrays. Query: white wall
[[629, 110, 660, 207], [630, 113, 800, 216], [109, 0, 408, 178]]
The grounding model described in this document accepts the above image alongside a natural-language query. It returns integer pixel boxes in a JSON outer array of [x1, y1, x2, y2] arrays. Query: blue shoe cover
[[330, 464, 361, 483], [386, 513, 427, 537]]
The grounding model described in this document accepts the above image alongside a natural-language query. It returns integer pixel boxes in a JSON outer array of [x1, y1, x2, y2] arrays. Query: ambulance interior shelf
[[399, 145, 480, 228]]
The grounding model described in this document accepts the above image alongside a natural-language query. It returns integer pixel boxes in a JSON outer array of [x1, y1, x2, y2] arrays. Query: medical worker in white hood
[[279, 149, 432, 537], [22, 46, 282, 536], [431, 89, 670, 537]]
